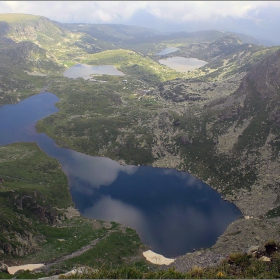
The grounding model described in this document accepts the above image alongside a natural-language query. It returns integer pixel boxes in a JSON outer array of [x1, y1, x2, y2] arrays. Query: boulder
[[246, 246, 259, 256], [259, 256, 271, 262], [181, 135, 191, 145], [60, 267, 97, 277], [0, 262, 8, 273]]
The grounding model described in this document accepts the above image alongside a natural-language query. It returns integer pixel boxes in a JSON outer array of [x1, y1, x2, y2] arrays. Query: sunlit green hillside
[[0, 14, 108, 67], [0, 13, 41, 23], [83, 49, 183, 83]]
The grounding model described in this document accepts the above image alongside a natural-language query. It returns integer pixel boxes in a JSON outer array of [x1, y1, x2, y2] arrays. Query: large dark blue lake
[[0, 92, 242, 257]]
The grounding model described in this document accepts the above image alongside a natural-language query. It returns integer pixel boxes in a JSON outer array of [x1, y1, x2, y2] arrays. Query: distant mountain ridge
[[62, 22, 163, 41], [62, 22, 260, 48], [1, 13, 280, 276]]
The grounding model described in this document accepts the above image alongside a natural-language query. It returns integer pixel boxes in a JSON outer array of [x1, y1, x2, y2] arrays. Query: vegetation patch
[[0, 143, 144, 268], [82, 49, 183, 83]]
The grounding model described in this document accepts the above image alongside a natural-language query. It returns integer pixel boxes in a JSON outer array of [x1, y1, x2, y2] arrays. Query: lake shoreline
[[0, 91, 241, 259], [2, 88, 280, 270]]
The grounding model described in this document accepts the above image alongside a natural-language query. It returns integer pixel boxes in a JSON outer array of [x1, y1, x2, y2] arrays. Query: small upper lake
[[159, 57, 208, 72], [157, 47, 179, 56], [63, 64, 125, 79], [0, 92, 242, 258]]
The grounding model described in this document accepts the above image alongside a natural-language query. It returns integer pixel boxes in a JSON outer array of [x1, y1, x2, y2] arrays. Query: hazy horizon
[[0, 1, 280, 45]]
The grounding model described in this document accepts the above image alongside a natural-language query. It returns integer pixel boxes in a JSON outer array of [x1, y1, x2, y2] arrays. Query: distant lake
[[63, 64, 125, 79], [0, 92, 242, 258], [157, 47, 179, 56], [159, 57, 207, 72]]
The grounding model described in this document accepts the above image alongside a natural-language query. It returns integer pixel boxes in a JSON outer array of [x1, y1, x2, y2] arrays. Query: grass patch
[[82, 49, 183, 83], [58, 229, 144, 270], [0, 13, 41, 23], [60, 244, 280, 279], [0, 142, 145, 269]]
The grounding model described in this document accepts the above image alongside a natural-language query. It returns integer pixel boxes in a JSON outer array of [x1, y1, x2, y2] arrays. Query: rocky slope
[[149, 47, 280, 218], [160, 47, 280, 271], [31, 27, 280, 267], [1, 12, 280, 275]]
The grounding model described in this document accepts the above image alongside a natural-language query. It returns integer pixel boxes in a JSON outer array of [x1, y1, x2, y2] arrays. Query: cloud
[[144, 1, 280, 23], [1, 1, 280, 43], [62, 150, 137, 192], [162, 168, 205, 189], [82, 195, 147, 232], [1, 1, 280, 24], [0, 1, 148, 23]]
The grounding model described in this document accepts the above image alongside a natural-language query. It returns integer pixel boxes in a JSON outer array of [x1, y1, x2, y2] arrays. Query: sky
[[1, 1, 280, 44]]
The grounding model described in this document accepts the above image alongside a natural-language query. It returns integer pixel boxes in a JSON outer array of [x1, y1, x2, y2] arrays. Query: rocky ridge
[[156, 47, 280, 270], [1, 13, 280, 275]]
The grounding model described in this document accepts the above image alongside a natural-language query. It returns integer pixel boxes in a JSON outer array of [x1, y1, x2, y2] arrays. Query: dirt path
[[42, 233, 110, 270]]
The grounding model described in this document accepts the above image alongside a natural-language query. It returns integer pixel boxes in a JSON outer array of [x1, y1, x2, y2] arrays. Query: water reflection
[[71, 165, 241, 257], [159, 56, 207, 72], [64, 153, 137, 190], [0, 93, 60, 146], [84, 196, 147, 232], [0, 92, 242, 258]]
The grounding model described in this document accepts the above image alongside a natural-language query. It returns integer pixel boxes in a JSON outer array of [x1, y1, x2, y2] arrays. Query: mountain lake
[[159, 56, 208, 72], [63, 64, 125, 79], [0, 92, 242, 258]]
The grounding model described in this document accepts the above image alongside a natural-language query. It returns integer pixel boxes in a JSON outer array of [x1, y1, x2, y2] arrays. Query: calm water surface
[[63, 64, 125, 79], [0, 92, 242, 257], [159, 56, 208, 72], [157, 47, 179, 56]]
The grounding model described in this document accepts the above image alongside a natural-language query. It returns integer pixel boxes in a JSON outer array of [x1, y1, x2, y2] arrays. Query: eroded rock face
[[7, 16, 70, 43], [0, 230, 41, 257], [13, 193, 64, 225], [0, 191, 66, 257], [245, 49, 280, 99]]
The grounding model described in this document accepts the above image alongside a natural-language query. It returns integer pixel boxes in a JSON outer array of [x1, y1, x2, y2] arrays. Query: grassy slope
[[7, 241, 280, 279], [0, 14, 41, 23], [0, 15, 64, 105], [60, 245, 280, 279], [36, 75, 162, 165], [1, 14, 91, 69], [35, 38, 277, 169], [2, 13, 280, 279], [82, 49, 183, 83], [0, 142, 72, 258], [0, 142, 146, 276]]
